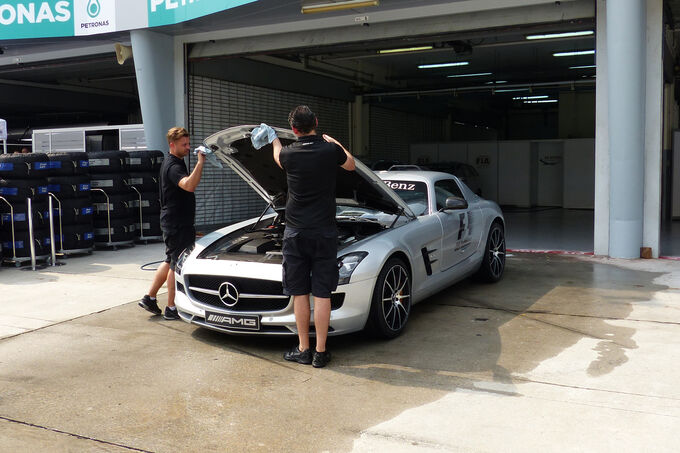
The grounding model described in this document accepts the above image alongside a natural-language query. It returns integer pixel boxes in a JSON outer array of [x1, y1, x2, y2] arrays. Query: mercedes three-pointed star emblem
[[218, 281, 239, 307]]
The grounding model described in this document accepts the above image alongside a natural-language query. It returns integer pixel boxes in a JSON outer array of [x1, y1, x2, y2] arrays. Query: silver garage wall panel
[[188, 75, 349, 228]]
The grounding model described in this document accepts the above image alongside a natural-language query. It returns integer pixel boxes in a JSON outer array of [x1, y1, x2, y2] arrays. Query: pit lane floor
[[1, 249, 679, 452]]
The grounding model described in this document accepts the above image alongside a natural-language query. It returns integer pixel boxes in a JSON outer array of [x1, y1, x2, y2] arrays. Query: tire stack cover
[[46, 152, 94, 252], [127, 150, 163, 240], [0, 153, 52, 258]]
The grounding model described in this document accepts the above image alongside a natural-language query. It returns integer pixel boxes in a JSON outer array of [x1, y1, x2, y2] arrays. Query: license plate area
[[204, 311, 261, 331]]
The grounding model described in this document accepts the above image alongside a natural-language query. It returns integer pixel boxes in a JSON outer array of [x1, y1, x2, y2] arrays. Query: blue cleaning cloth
[[251, 123, 278, 150], [194, 146, 223, 169]]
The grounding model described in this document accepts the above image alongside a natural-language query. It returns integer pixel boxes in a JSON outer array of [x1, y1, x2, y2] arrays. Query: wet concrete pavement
[[1, 251, 679, 452]]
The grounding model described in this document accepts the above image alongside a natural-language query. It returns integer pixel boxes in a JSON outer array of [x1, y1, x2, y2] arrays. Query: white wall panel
[[563, 139, 595, 209], [498, 141, 533, 207], [536, 141, 564, 207], [467, 142, 498, 201]]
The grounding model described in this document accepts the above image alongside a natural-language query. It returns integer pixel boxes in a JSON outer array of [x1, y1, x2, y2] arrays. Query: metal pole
[[2, 139, 6, 154], [48, 195, 57, 265], [131, 186, 144, 239], [0, 196, 16, 259], [27, 197, 36, 270]]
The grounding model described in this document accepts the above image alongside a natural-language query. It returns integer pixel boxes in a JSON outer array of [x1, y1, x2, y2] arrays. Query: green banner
[[0, 1, 74, 40], [147, 0, 256, 28]]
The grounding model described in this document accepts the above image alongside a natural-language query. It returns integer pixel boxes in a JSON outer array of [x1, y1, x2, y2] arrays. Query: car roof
[[376, 170, 458, 183]]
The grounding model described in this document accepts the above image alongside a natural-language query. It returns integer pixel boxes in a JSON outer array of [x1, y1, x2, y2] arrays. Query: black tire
[[0, 201, 49, 231], [91, 192, 134, 218], [137, 219, 162, 238], [51, 198, 94, 225], [127, 150, 163, 172], [1, 228, 50, 258], [94, 216, 136, 243], [47, 175, 91, 199], [47, 152, 89, 176], [87, 150, 128, 174], [0, 178, 49, 203], [127, 172, 159, 192], [56, 223, 95, 251], [90, 173, 129, 194], [475, 221, 506, 283], [0, 153, 50, 179], [365, 257, 412, 339], [149, 150, 165, 172], [129, 192, 161, 214]]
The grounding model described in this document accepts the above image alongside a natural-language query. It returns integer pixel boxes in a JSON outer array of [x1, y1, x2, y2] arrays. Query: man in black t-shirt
[[272, 106, 355, 368], [139, 127, 205, 320]]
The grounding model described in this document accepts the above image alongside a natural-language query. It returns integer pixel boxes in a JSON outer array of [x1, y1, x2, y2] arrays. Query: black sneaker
[[283, 346, 312, 364], [312, 350, 331, 368], [163, 307, 180, 320], [139, 295, 161, 315]]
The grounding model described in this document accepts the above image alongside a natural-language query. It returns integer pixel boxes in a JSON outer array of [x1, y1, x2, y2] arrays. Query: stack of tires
[[0, 153, 52, 262], [88, 150, 136, 246], [46, 152, 95, 253], [127, 150, 164, 242]]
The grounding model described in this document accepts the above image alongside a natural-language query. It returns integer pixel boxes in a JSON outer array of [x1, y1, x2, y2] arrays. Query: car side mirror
[[442, 196, 468, 211]]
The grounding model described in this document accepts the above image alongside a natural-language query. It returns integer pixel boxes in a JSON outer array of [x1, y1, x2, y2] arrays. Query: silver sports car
[[174, 125, 505, 338]]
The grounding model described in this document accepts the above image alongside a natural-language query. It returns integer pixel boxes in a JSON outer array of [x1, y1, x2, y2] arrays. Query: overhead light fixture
[[524, 99, 558, 104], [378, 46, 433, 54], [302, 0, 379, 14], [447, 72, 492, 78], [485, 80, 507, 84], [418, 61, 468, 69], [495, 88, 530, 93], [553, 50, 595, 57], [569, 64, 596, 69], [513, 95, 548, 100], [526, 30, 594, 40]]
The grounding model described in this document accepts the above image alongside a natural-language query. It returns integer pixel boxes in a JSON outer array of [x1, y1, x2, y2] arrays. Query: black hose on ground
[[141, 260, 164, 271]]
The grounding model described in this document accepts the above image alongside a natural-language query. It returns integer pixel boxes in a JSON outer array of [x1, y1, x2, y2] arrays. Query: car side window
[[434, 179, 465, 210]]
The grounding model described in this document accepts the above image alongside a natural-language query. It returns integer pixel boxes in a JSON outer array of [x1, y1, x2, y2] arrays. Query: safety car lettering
[[383, 181, 416, 191]]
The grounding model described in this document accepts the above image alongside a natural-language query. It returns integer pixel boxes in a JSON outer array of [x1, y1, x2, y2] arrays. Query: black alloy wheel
[[367, 257, 411, 338], [476, 222, 505, 283]]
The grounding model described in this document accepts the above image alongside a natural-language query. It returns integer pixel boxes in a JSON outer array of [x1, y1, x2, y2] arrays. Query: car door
[[434, 178, 471, 270]]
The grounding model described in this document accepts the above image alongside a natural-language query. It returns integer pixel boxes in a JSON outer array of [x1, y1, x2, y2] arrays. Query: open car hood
[[203, 125, 413, 217]]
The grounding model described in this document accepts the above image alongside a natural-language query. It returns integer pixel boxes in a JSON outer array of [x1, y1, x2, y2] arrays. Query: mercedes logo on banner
[[218, 282, 239, 307]]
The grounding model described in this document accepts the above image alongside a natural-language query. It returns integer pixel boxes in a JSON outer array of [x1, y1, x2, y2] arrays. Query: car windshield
[[380, 180, 429, 216]]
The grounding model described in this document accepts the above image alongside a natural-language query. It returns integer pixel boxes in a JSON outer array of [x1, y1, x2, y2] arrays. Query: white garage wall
[[536, 141, 564, 207], [563, 139, 595, 209], [189, 75, 349, 228], [498, 141, 534, 207]]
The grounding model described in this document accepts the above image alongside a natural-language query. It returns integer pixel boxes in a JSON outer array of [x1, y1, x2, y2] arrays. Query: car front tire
[[366, 257, 412, 339], [476, 221, 505, 283]]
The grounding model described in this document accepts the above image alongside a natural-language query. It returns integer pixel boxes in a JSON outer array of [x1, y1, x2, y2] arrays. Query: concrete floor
[[1, 248, 680, 452]]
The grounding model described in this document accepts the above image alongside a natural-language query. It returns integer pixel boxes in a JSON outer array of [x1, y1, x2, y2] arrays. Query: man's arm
[[178, 152, 206, 192], [323, 134, 355, 171], [272, 138, 283, 169]]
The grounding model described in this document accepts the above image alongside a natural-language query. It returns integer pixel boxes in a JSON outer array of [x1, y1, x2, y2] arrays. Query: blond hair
[[167, 127, 189, 144]]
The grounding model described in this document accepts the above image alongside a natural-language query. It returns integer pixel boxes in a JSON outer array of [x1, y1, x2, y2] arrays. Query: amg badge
[[204, 311, 260, 331]]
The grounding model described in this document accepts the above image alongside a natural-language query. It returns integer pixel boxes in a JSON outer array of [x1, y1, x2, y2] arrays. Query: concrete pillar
[[643, 0, 663, 257], [606, 0, 646, 258], [594, 0, 609, 256], [130, 29, 176, 153]]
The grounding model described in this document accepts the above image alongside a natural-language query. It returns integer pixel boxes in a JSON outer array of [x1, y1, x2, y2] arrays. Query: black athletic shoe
[[163, 307, 180, 320], [283, 346, 312, 364], [312, 350, 331, 368], [139, 295, 162, 315]]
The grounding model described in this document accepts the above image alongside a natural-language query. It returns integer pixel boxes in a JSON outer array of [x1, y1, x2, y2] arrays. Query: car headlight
[[337, 252, 368, 285], [175, 244, 194, 275]]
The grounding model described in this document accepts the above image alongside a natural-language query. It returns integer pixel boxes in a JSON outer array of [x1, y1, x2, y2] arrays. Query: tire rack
[[48, 192, 93, 256], [0, 196, 49, 269], [90, 188, 135, 249], [129, 186, 162, 244]]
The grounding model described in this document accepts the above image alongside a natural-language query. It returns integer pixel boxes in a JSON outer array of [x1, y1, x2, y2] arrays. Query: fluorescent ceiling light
[[379, 46, 433, 54], [302, 0, 379, 14], [485, 80, 507, 84], [495, 88, 529, 93], [569, 65, 596, 69], [526, 30, 593, 40], [513, 95, 548, 100], [553, 50, 595, 57], [524, 99, 558, 104], [447, 72, 492, 78], [418, 61, 468, 69]]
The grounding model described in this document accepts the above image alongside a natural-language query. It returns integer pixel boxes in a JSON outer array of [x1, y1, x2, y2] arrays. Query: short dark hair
[[288, 105, 317, 134]]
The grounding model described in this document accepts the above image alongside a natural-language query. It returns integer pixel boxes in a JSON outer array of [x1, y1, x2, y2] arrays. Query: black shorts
[[282, 227, 338, 298], [163, 226, 195, 271]]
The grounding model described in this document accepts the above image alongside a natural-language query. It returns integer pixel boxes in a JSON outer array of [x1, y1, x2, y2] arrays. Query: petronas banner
[[0, 0, 256, 40]]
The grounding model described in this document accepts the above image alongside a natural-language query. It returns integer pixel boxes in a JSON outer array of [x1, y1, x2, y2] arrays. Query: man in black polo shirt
[[272, 106, 355, 368], [139, 127, 205, 320]]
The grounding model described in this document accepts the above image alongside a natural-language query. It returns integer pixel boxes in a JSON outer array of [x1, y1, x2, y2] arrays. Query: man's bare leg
[[294, 294, 311, 351], [148, 261, 170, 298], [313, 297, 331, 352], [166, 267, 176, 308]]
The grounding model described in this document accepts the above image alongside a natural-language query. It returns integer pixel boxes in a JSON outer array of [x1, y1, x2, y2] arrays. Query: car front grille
[[185, 274, 289, 312]]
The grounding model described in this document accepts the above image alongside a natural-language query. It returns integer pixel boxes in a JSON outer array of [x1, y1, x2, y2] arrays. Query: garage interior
[[2, 0, 680, 256]]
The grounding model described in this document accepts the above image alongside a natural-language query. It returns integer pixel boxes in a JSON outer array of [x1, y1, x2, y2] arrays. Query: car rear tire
[[365, 257, 411, 339], [475, 221, 505, 283]]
